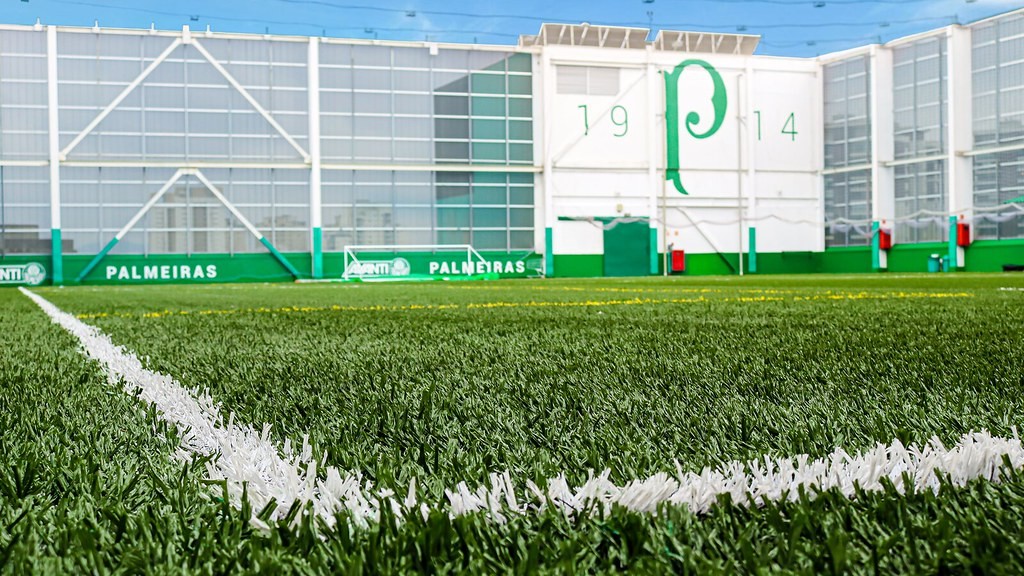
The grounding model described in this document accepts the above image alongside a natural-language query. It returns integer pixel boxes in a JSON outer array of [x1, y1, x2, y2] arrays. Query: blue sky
[[5, 0, 1024, 57]]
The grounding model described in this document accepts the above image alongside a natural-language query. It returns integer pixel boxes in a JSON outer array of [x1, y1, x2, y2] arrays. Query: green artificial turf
[[4, 273, 1024, 573]]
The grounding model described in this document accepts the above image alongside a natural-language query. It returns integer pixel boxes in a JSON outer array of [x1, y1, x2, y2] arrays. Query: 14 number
[[753, 111, 798, 141]]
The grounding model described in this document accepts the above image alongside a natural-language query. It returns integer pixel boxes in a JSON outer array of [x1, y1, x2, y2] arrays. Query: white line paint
[[20, 286, 384, 528], [20, 286, 1024, 528]]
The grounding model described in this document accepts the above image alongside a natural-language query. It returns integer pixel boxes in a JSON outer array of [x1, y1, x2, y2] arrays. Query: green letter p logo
[[665, 60, 728, 195]]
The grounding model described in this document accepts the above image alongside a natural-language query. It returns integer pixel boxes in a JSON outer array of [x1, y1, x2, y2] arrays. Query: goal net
[[341, 244, 539, 282]]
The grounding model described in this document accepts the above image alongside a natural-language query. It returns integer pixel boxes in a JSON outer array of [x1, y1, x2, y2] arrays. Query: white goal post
[[342, 244, 486, 281]]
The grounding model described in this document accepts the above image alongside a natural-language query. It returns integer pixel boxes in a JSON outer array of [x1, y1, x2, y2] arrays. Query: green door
[[603, 220, 650, 277]]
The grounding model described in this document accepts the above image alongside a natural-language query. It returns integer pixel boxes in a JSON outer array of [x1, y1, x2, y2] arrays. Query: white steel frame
[[342, 243, 484, 280], [0, 22, 543, 284], [73, 168, 302, 281]]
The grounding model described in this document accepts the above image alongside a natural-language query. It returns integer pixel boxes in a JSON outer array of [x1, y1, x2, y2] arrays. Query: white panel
[[556, 65, 587, 94], [674, 66, 741, 173], [752, 71, 818, 173], [552, 220, 602, 254], [753, 172, 821, 252], [550, 67, 647, 169], [662, 170, 740, 200], [754, 171, 820, 201], [552, 171, 648, 203], [663, 207, 742, 254]]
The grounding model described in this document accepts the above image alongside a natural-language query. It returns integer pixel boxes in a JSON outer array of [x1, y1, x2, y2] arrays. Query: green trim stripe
[[871, 221, 881, 271], [76, 236, 120, 283], [948, 216, 958, 271], [748, 227, 757, 273], [312, 226, 323, 280], [545, 227, 553, 277], [51, 228, 63, 285], [649, 226, 658, 275], [260, 237, 301, 279]]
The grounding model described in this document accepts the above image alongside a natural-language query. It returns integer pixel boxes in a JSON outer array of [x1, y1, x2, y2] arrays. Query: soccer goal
[[342, 244, 490, 281]]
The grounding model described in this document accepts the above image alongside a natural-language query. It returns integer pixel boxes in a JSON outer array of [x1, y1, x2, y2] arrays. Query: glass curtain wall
[[61, 167, 310, 255], [892, 36, 947, 243], [15, 29, 536, 257], [973, 12, 1024, 240], [0, 30, 49, 255], [56, 31, 312, 255], [973, 150, 1024, 240], [56, 34, 308, 162], [823, 55, 872, 246], [319, 44, 534, 251]]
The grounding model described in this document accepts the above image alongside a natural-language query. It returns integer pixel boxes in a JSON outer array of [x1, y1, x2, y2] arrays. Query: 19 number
[[578, 104, 629, 138]]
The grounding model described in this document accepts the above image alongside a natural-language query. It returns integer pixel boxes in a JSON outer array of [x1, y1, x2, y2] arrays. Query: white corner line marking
[[19, 286, 1024, 528]]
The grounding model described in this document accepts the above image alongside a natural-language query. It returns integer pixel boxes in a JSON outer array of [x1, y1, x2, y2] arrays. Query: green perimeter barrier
[[3, 241, 1023, 286], [328, 250, 542, 281], [550, 240, 1024, 277]]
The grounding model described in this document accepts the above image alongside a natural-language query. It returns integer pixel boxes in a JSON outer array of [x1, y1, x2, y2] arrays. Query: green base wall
[[963, 239, 1024, 271], [0, 252, 307, 287], [552, 254, 603, 278], [68, 252, 309, 285], [886, 243, 950, 272], [834, 240, 1024, 274], [0, 250, 543, 286], [3, 241, 1023, 285], [323, 251, 542, 279], [551, 240, 1024, 277]]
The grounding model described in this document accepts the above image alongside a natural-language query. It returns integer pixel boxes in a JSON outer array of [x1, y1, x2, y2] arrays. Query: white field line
[[21, 287, 386, 528], [21, 286, 1024, 528]]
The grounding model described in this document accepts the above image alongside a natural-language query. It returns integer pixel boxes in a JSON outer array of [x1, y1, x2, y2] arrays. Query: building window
[[321, 170, 534, 253], [824, 56, 872, 247], [894, 160, 946, 243], [824, 56, 871, 169], [320, 45, 533, 166], [60, 167, 310, 256], [973, 150, 1024, 240], [0, 166, 50, 256], [825, 169, 872, 247], [556, 65, 619, 96], [973, 14, 1024, 148], [893, 37, 946, 160]]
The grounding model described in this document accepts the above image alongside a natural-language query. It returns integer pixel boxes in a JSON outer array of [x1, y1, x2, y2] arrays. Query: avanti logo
[[344, 257, 411, 278], [0, 262, 47, 286], [664, 59, 728, 195]]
